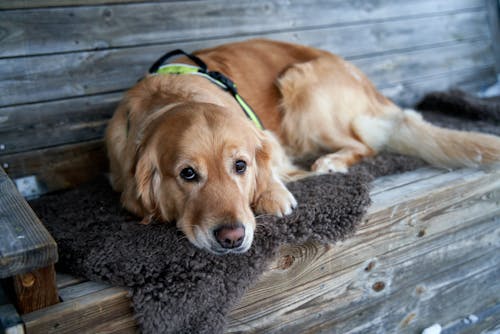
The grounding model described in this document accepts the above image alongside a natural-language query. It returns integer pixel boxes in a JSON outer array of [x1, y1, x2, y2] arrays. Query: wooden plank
[[12, 265, 59, 314], [0, 167, 58, 278], [354, 39, 495, 88], [370, 167, 446, 195], [0, 0, 179, 9], [381, 65, 497, 106], [0, 10, 491, 107], [440, 301, 500, 334], [486, 0, 500, 72], [0, 38, 494, 156], [58, 281, 110, 302], [89, 315, 137, 334], [226, 166, 500, 332], [21, 287, 133, 334], [1, 140, 107, 194], [56, 273, 86, 290], [0, 0, 485, 57], [229, 227, 500, 333], [284, 241, 500, 334], [0, 92, 120, 155]]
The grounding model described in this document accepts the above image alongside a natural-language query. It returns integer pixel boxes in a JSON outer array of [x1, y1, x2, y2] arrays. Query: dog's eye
[[180, 167, 198, 181], [234, 160, 247, 174]]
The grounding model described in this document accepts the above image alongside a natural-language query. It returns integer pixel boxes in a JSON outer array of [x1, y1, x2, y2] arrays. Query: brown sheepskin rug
[[29, 90, 500, 334]]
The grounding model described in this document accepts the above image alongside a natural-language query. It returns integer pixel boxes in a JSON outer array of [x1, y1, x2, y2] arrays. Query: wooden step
[[19, 166, 500, 333]]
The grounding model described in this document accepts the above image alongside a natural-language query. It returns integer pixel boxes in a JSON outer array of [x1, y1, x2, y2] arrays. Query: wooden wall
[[0, 0, 498, 193]]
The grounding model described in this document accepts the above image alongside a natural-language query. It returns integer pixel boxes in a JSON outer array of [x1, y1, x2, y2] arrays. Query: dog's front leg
[[253, 173, 297, 217]]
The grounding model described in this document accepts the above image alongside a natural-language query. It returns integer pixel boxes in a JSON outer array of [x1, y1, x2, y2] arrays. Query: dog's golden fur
[[106, 39, 500, 254]]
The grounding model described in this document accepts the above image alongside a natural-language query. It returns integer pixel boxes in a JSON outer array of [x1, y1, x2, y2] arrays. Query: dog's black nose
[[214, 223, 245, 249]]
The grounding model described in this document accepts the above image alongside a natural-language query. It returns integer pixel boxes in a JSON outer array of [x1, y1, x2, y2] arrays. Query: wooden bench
[[1, 0, 499, 333]]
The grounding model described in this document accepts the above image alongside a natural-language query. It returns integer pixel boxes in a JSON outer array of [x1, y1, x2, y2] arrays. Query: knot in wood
[[21, 272, 36, 287], [364, 261, 376, 272], [277, 254, 295, 270], [102, 8, 112, 18], [372, 281, 385, 292]]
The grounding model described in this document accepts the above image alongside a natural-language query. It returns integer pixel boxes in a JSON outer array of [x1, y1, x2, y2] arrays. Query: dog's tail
[[353, 109, 500, 168]]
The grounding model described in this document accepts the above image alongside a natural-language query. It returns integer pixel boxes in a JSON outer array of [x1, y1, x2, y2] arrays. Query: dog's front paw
[[254, 185, 297, 217]]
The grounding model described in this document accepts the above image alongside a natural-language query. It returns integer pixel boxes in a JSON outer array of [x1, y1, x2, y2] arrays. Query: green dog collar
[[155, 63, 264, 131]]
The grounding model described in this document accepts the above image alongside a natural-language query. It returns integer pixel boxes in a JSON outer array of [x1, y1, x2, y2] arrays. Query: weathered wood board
[[0, 0, 487, 57], [0, 9, 493, 107], [0, 167, 59, 316], [226, 166, 500, 333], [18, 165, 500, 333], [13, 265, 59, 314], [0, 167, 58, 278], [1, 140, 107, 194], [486, 0, 500, 73], [22, 287, 133, 334]]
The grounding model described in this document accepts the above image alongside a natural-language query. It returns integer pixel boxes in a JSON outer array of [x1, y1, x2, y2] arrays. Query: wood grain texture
[[486, 0, 500, 73], [90, 315, 138, 334], [439, 300, 500, 334], [0, 0, 485, 57], [1, 139, 107, 194], [58, 281, 109, 302], [0, 10, 491, 107], [13, 264, 59, 314], [226, 166, 500, 333], [0, 167, 58, 278], [0, 0, 188, 10], [56, 273, 86, 290], [381, 65, 497, 106], [289, 240, 500, 334], [0, 92, 120, 155], [355, 39, 494, 88], [21, 287, 133, 334], [370, 167, 446, 195]]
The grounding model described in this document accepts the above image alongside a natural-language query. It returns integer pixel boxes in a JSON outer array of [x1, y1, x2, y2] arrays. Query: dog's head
[[132, 102, 288, 254]]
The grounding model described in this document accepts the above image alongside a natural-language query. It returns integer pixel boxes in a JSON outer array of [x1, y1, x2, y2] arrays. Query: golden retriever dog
[[106, 39, 500, 254]]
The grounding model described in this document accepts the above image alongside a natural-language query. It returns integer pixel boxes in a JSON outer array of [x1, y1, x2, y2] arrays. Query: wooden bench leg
[[13, 264, 59, 314]]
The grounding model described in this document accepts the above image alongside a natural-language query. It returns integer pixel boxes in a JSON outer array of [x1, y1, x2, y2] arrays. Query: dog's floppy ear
[[252, 131, 273, 196], [133, 147, 159, 218]]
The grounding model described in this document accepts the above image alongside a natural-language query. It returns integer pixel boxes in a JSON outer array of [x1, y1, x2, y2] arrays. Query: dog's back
[[194, 39, 500, 171]]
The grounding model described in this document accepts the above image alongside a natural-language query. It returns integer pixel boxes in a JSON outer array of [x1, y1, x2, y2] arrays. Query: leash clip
[[207, 71, 238, 96]]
